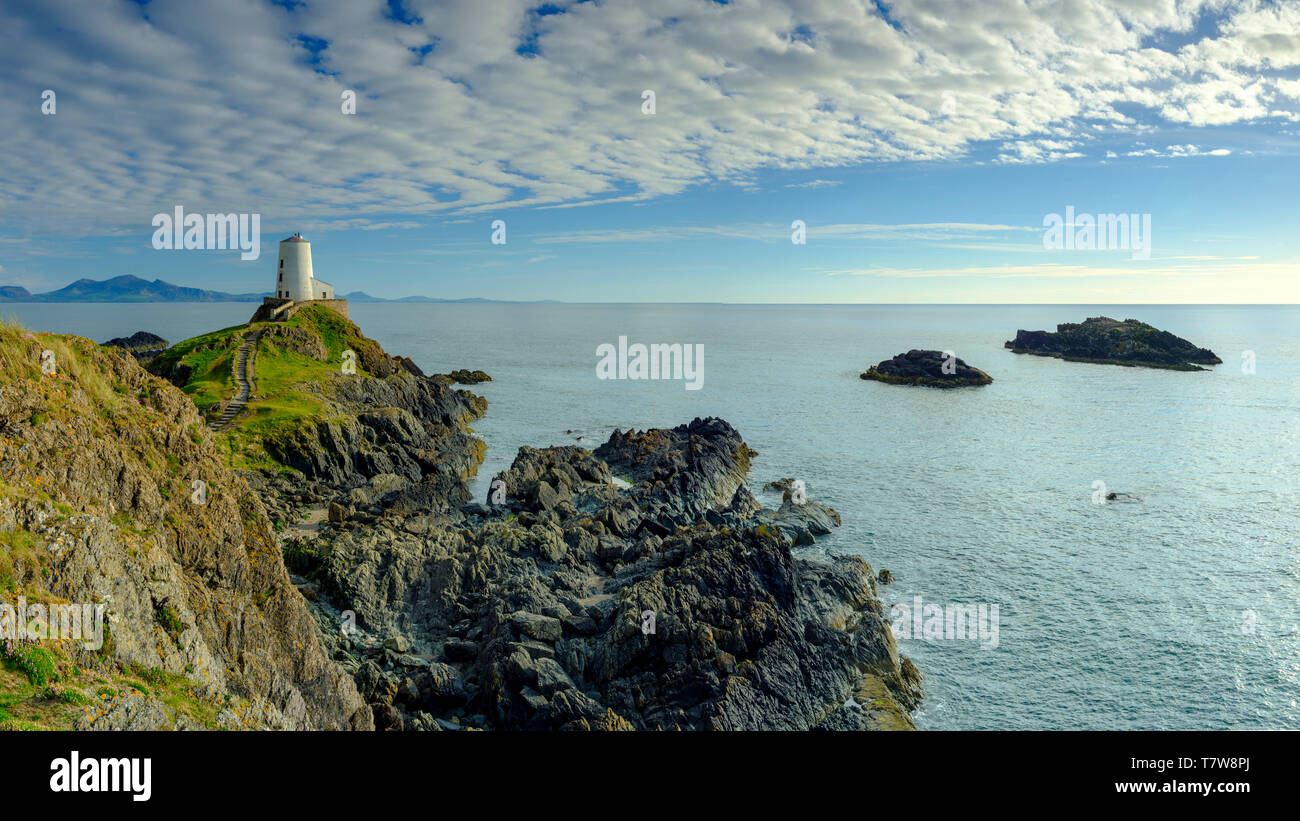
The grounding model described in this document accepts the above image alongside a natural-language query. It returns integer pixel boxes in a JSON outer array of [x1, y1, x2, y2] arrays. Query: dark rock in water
[[764, 477, 795, 493], [102, 330, 167, 350], [1102, 491, 1142, 504], [1005, 316, 1221, 371], [101, 330, 169, 361], [861, 349, 993, 388], [877, 569, 894, 585], [444, 369, 492, 384]]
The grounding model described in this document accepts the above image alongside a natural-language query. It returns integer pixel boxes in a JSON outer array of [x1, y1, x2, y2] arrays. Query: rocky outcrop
[[444, 369, 491, 385], [261, 324, 328, 362], [594, 417, 757, 525], [0, 331, 371, 729], [1005, 316, 1221, 370], [259, 367, 487, 511], [861, 349, 993, 388], [101, 331, 168, 361], [287, 416, 920, 731]]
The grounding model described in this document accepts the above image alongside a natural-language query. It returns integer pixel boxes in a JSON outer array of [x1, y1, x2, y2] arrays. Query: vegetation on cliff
[[148, 304, 436, 472], [0, 319, 370, 729]]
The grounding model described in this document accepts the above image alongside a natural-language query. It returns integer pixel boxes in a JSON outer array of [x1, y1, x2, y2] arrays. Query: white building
[[275, 233, 334, 301]]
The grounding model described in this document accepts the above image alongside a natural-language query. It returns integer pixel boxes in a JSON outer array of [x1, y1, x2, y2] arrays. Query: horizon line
[[4, 300, 1299, 307]]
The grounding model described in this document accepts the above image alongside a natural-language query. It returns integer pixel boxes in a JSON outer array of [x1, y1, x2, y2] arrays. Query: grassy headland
[[147, 304, 389, 471]]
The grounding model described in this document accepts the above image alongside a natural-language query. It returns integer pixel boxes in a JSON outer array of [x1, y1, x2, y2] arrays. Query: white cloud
[[784, 179, 842, 189], [534, 220, 1036, 244], [0, 0, 1292, 237], [1126, 144, 1233, 157]]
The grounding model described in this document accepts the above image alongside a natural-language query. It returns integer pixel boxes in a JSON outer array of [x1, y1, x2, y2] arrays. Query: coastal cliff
[[2, 310, 920, 731], [0, 323, 370, 729]]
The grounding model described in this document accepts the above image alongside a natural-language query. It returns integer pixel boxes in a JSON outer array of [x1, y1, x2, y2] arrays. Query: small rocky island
[[861, 349, 993, 388], [443, 368, 492, 384], [1005, 316, 1221, 371], [101, 330, 168, 361]]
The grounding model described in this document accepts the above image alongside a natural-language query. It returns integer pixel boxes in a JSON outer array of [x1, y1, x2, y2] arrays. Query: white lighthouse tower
[[254, 232, 347, 322], [275, 233, 333, 301]]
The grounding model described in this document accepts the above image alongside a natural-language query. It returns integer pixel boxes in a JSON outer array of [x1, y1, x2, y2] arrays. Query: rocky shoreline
[[8, 307, 1234, 731], [198, 316, 923, 730], [277, 407, 921, 730]]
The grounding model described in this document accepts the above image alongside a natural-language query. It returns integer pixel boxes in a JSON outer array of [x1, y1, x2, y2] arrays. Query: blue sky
[[2, 0, 1298, 302]]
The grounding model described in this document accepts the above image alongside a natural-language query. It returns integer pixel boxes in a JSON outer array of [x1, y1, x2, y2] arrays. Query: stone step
[[208, 328, 264, 431]]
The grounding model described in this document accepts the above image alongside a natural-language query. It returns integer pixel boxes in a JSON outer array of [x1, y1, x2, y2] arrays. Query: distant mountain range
[[0, 275, 559, 303], [0, 276, 263, 303], [340, 291, 558, 304]]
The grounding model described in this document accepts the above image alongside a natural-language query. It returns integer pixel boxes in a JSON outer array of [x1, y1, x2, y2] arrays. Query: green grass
[[0, 526, 47, 596], [249, 338, 338, 396], [145, 304, 396, 471], [44, 686, 90, 706], [0, 644, 255, 730], [220, 393, 328, 471], [146, 324, 242, 412], [181, 347, 236, 411], [0, 321, 121, 409], [284, 306, 351, 358], [155, 605, 183, 637], [147, 322, 246, 379], [3, 645, 57, 686]]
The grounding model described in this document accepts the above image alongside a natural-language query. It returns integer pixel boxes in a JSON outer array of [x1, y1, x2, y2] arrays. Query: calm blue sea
[[8, 302, 1298, 730]]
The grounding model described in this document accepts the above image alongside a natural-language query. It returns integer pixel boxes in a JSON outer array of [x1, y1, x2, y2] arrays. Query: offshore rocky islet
[[1004, 315, 1222, 371], [861, 349, 994, 388], [858, 317, 1220, 388]]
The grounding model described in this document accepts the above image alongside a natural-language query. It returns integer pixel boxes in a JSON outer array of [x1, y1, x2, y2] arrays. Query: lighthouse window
[[279, 260, 283, 268]]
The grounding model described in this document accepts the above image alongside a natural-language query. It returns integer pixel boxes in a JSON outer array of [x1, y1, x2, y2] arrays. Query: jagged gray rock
[[287, 415, 921, 731]]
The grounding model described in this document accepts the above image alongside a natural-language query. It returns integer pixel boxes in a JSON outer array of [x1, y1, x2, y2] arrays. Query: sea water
[[10, 301, 1298, 729]]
